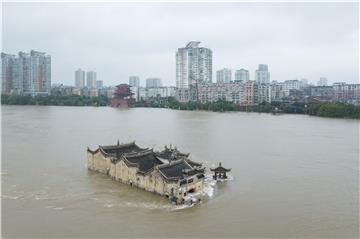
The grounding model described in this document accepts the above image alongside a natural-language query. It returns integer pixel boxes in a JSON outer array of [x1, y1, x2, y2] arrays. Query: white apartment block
[[176, 41, 212, 88], [216, 68, 232, 83], [146, 78, 162, 88], [255, 64, 270, 84], [146, 87, 177, 98], [86, 71, 97, 89], [1, 50, 51, 96], [129, 76, 140, 87], [317, 77, 328, 86], [234, 69, 249, 82], [75, 68, 85, 88]]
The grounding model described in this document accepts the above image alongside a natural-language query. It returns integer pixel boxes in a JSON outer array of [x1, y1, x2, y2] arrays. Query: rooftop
[[124, 150, 164, 174], [186, 41, 201, 48], [99, 141, 145, 156], [158, 159, 192, 179], [210, 162, 231, 172]]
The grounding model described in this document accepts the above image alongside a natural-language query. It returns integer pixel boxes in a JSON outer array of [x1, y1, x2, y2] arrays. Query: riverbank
[[2, 94, 360, 119], [1, 94, 110, 106], [135, 97, 360, 119]]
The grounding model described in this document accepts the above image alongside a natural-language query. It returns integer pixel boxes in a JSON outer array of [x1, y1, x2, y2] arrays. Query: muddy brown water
[[2, 106, 359, 237]]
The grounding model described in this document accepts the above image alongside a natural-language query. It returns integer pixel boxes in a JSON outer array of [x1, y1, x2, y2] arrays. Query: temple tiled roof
[[155, 146, 189, 160], [88, 141, 205, 181], [158, 159, 204, 181], [185, 159, 202, 168], [158, 160, 192, 179], [210, 162, 231, 172], [100, 141, 145, 155], [124, 150, 164, 174]]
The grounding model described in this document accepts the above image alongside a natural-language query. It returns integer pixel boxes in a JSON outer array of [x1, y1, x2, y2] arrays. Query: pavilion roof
[[210, 162, 231, 172]]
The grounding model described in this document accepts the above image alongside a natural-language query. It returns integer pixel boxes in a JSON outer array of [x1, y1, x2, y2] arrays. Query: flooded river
[[2, 106, 359, 237]]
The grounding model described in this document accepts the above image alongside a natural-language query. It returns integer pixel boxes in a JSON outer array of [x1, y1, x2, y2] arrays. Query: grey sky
[[2, 2, 359, 86]]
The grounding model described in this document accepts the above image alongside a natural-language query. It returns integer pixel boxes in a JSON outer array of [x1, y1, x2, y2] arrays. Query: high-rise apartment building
[[129, 76, 140, 87], [146, 78, 162, 88], [317, 77, 328, 86], [1, 50, 51, 95], [1, 53, 18, 94], [29, 50, 51, 95], [86, 71, 97, 88], [96, 80, 103, 89], [234, 69, 249, 82], [216, 68, 232, 83], [176, 41, 212, 88], [300, 78, 308, 88], [75, 68, 85, 88], [255, 64, 270, 84]]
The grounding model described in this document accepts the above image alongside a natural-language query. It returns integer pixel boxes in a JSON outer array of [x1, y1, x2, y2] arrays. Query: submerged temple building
[[87, 141, 205, 204]]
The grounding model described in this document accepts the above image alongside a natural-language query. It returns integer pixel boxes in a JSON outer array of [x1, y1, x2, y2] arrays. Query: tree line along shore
[[1, 94, 360, 119]]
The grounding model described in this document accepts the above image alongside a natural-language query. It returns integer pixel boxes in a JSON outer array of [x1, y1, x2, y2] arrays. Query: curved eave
[[122, 156, 139, 168], [210, 168, 231, 172], [87, 147, 98, 154], [185, 159, 202, 167], [99, 141, 136, 150]]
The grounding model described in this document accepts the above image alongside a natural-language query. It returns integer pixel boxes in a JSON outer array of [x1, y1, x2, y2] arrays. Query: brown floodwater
[[1, 106, 359, 238]]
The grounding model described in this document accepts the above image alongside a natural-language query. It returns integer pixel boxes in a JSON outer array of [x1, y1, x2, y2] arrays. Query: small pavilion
[[210, 162, 231, 180]]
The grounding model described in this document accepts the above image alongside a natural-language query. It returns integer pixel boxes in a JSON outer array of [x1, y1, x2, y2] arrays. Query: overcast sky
[[2, 2, 359, 86]]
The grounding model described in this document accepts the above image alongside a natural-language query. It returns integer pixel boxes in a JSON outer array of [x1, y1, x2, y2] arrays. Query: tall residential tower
[[234, 69, 249, 82], [1, 50, 51, 95], [176, 41, 212, 88], [255, 64, 270, 84], [75, 68, 85, 88], [86, 71, 97, 88], [129, 76, 140, 87], [216, 68, 232, 83]]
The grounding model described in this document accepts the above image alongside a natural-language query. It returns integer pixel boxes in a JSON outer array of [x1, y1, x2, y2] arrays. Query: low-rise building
[[146, 87, 177, 98], [309, 86, 334, 101], [333, 82, 360, 104]]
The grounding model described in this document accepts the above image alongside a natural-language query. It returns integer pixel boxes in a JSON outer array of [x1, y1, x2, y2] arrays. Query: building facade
[[146, 78, 162, 88], [216, 68, 232, 83], [257, 84, 272, 103], [129, 76, 140, 87], [1, 50, 51, 96], [317, 77, 328, 86], [1, 53, 18, 94], [255, 64, 270, 85], [176, 41, 212, 89], [146, 87, 177, 98], [333, 82, 360, 103], [86, 71, 97, 88], [96, 80, 103, 89], [75, 68, 85, 88], [234, 69, 249, 82]]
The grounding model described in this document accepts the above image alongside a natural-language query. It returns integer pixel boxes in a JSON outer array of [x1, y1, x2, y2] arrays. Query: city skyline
[[2, 2, 358, 86]]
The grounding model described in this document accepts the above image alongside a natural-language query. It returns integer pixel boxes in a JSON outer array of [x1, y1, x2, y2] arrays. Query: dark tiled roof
[[185, 159, 202, 167], [100, 142, 144, 155], [125, 150, 164, 173], [155, 147, 189, 160], [158, 160, 192, 179], [210, 162, 231, 172]]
